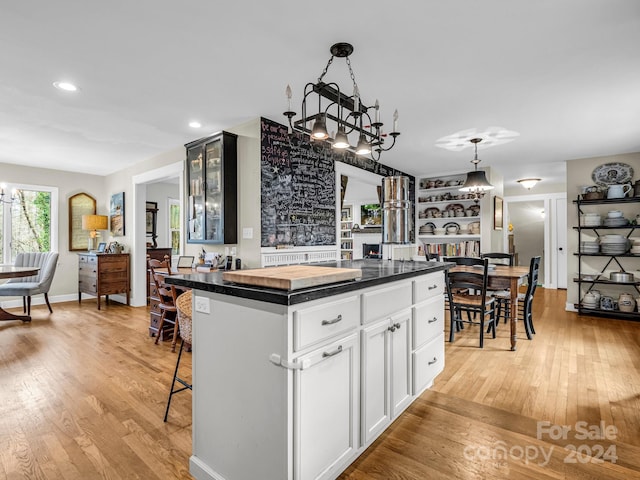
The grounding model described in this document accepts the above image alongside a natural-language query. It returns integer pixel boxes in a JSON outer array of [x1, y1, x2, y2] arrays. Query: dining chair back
[[519, 256, 541, 338], [443, 256, 496, 348], [481, 252, 515, 266], [0, 251, 59, 315]]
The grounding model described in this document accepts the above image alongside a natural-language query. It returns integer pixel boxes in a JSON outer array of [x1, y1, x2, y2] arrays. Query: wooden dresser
[[78, 253, 130, 310]]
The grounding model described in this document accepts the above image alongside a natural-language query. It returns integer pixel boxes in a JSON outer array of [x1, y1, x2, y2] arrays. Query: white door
[[390, 310, 412, 417], [294, 333, 359, 480], [555, 196, 568, 288], [361, 318, 390, 445]]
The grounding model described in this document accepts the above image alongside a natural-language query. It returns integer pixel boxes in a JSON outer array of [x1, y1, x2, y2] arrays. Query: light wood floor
[[1, 290, 639, 479]]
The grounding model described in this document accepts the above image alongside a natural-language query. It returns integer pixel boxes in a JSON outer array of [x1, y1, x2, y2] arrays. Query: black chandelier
[[284, 42, 399, 162], [459, 138, 494, 203]]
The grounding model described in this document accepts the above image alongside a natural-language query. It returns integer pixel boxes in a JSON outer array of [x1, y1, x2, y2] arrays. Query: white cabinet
[[411, 272, 446, 395], [361, 310, 412, 445], [189, 270, 446, 480], [294, 333, 359, 480]]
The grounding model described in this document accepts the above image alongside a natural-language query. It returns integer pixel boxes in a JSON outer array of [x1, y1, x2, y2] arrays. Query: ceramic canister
[[618, 293, 635, 312]]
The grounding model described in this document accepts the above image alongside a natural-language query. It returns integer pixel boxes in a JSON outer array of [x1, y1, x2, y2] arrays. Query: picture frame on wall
[[494, 196, 504, 230], [110, 192, 125, 236]]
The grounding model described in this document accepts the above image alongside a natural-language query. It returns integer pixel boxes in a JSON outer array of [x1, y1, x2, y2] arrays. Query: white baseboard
[[0, 292, 129, 310], [566, 301, 577, 312]]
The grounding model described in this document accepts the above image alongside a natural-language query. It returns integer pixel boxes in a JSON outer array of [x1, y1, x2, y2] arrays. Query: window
[[168, 198, 181, 255], [1, 183, 59, 264]]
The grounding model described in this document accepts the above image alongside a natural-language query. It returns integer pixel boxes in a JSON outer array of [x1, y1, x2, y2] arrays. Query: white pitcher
[[607, 183, 632, 199]]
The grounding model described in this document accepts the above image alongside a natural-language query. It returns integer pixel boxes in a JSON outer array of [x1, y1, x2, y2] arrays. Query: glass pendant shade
[[332, 127, 350, 149], [311, 115, 329, 140], [459, 170, 494, 192]]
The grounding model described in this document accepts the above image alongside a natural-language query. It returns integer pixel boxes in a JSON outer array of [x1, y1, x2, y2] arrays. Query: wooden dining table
[[450, 264, 530, 351], [0, 265, 40, 322]]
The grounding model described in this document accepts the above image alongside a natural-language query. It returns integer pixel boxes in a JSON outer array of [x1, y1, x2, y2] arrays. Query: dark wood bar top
[[164, 259, 450, 306]]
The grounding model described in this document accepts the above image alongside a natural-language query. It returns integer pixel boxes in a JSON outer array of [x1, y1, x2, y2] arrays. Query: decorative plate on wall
[[592, 162, 633, 186]]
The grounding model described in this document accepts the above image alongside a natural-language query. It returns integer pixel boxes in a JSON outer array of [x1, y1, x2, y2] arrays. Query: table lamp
[[82, 214, 109, 251]]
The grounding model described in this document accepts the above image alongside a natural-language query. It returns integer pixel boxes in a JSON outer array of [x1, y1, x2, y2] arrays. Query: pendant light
[[459, 138, 494, 202]]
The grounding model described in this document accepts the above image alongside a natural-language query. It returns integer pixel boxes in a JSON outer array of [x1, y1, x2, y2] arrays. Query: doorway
[[503, 193, 567, 289], [131, 162, 184, 307]]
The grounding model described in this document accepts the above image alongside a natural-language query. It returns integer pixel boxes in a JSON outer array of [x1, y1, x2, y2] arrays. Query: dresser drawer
[[413, 332, 445, 395], [79, 277, 97, 294], [362, 281, 412, 324], [412, 295, 444, 350], [293, 295, 359, 352], [413, 272, 445, 304]]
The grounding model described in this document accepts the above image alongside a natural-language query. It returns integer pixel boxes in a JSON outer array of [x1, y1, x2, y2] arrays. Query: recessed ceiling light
[[189, 121, 202, 128], [53, 81, 79, 92]]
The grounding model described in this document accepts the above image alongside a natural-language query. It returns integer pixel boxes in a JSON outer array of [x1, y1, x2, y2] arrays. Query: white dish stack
[[580, 240, 600, 254], [630, 239, 640, 255], [603, 210, 628, 227], [599, 234, 630, 255], [580, 213, 601, 227]]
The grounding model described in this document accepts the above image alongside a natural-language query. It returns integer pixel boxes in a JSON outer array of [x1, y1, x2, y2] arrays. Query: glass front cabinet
[[186, 131, 238, 244]]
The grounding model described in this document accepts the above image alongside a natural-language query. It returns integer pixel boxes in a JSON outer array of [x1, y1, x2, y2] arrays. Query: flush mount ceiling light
[[189, 121, 202, 128], [435, 127, 520, 152], [53, 81, 78, 92], [517, 178, 541, 190], [459, 138, 494, 203], [283, 42, 399, 162]]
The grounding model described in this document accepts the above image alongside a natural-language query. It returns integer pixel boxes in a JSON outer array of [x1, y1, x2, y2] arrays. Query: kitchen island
[[165, 259, 449, 480]]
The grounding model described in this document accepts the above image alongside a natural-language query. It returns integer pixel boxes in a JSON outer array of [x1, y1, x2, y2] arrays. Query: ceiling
[[2, 1, 639, 190]]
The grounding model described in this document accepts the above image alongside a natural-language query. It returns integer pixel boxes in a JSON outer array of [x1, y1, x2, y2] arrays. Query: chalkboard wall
[[261, 117, 415, 247]]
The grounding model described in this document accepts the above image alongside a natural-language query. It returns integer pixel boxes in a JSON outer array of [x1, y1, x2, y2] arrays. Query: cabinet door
[[361, 318, 390, 445], [204, 138, 222, 242], [293, 333, 359, 480], [390, 310, 412, 418], [187, 143, 205, 242]]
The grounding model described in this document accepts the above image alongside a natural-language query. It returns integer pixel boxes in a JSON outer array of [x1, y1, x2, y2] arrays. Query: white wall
[[508, 201, 545, 281], [0, 162, 106, 304]]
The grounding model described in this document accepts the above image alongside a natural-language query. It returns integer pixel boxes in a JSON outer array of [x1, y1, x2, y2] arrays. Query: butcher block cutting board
[[222, 265, 362, 291]]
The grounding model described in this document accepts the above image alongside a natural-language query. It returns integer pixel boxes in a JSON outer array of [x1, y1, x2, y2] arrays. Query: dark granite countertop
[[164, 259, 450, 306]]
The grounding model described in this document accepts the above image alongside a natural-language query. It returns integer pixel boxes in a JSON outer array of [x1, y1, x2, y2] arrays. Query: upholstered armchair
[[0, 252, 59, 315]]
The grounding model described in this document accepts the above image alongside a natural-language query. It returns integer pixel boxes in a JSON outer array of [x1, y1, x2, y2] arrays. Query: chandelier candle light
[[459, 138, 494, 203], [0, 183, 16, 204], [284, 42, 400, 162], [82, 214, 109, 251]]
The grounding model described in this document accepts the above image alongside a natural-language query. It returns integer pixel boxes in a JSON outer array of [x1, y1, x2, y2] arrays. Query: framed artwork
[[97, 242, 107, 253], [110, 192, 125, 236], [68, 192, 96, 251], [494, 196, 504, 230]]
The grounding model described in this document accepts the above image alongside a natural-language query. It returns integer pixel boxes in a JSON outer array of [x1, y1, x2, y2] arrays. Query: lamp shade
[[459, 170, 495, 192], [82, 214, 108, 231]]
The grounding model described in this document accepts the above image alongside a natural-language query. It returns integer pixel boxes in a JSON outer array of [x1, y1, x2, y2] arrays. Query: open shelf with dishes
[[417, 172, 485, 252], [574, 196, 640, 320]]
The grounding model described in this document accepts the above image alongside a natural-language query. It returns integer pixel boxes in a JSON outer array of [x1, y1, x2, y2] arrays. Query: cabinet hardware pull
[[428, 357, 438, 365], [388, 325, 396, 332], [322, 345, 343, 358], [428, 317, 438, 324], [394, 322, 401, 330], [428, 284, 438, 290], [321, 314, 342, 326]]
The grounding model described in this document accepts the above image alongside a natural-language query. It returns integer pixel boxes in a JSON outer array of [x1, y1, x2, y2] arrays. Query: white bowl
[[433, 228, 446, 235], [607, 210, 623, 218]]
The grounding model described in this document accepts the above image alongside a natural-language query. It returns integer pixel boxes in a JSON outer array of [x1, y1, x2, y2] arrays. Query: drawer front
[[149, 283, 159, 298], [79, 277, 97, 294], [98, 279, 129, 295], [293, 295, 359, 352], [78, 263, 97, 278], [362, 281, 412, 324], [412, 295, 444, 350], [413, 333, 445, 395], [413, 272, 445, 304], [149, 298, 162, 315]]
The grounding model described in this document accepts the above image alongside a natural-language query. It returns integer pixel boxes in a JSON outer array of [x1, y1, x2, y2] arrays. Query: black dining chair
[[518, 256, 541, 339], [481, 252, 515, 323], [443, 257, 496, 348]]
